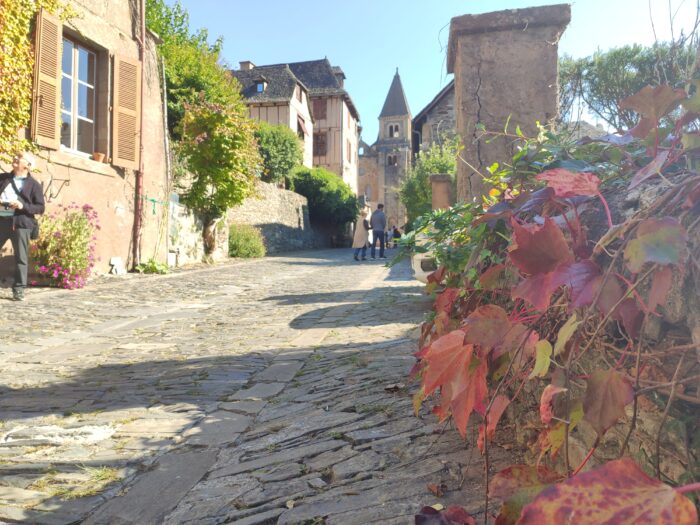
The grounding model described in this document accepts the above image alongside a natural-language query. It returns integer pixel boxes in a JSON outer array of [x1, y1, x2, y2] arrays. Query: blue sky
[[165, 0, 697, 141]]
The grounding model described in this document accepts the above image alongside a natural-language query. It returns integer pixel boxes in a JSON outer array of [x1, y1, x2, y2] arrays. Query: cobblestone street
[[0, 250, 507, 524]]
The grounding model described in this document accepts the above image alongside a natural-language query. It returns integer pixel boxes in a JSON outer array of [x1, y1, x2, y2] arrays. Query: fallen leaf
[[518, 458, 698, 525], [384, 383, 405, 393], [427, 482, 446, 498], [415, 505, 476, 525]]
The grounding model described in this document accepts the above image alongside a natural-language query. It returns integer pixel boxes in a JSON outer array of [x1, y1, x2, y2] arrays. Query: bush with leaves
[[290, 167, 359, 227], [254, 122, 303, 184], [228, 224, 266, 258], [399, 138, 459, 228], [135, 258, 170, 274], [405, 84, 700, 523], [30, 204, 100, 289]]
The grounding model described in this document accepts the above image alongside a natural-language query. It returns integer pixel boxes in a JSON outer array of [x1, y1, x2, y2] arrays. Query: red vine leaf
[[517, 458, 698, 525], [435, 288, 461, 334], [648, 266, 673, 313], [619, 85, 687, 122], [535, 168, 601, 197], [462, 305, 511, 350], [583, 369, 634, 437], [508, 218, 573, 275], [539, 385, 567, 425], [512, 260, 600, 311], [629, 149, 670, 189], [422, 330, 468, 395], [624, 217, 689, 272], [427, 266, 447, 285], [479, 264, 506, 290], [629, 116, 656, 139], [489, 465, 561, 525], [493, 323, 537, 361], [415, 505, 476, 525], [477, 394, 510, 453], [591, 275, 643, 338], [444, 356, 488, 437]]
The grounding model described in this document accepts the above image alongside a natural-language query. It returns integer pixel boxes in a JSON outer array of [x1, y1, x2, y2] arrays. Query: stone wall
[[419, 84, 456, 150], [167, 198, 229, 266], [228, 181, 322, 253], [447, 5, 570, 202]]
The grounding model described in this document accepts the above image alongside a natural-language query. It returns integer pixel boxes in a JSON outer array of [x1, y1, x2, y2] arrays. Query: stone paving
[[0, 250, 509, 524]]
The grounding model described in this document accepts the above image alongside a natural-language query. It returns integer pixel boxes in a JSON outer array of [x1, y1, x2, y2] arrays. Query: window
[[31, 10, 141, 168], [347, 140, 351, 163], [296, 85, 303, 102], [388, 124, 400, 138], [387, 154, 398, 166], [313, 132, 327, 156], [60, 38, 96, 154], [256, 82, 265, 93], [313, 99, 326, 120], [365, 184, 372, 200]]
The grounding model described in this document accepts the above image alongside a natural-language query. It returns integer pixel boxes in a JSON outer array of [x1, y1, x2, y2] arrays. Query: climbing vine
[[405, 84, 700, 524], [0, 0, 72, 162]]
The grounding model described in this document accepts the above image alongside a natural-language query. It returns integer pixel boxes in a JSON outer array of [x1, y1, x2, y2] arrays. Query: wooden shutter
[[112, 55, 141, 169], [31, 9, 62, 149]]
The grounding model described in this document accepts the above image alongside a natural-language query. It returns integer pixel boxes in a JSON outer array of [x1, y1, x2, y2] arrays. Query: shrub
[[289, 167, 358, 227], [31, 203, 100, 289], [135, 258, 169, 274], [254, 122, 303, 183], [228, 224, 266, 258]]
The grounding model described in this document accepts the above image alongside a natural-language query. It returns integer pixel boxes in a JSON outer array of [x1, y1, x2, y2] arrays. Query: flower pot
[[92, 152, 105, 162]]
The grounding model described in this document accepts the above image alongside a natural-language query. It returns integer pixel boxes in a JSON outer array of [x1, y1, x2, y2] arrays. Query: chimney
[[239, 61, 255, 71]]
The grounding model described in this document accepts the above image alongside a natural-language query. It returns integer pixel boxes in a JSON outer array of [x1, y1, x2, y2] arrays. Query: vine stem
[[571, 436, 600, 477], [597, 192, 613, 229], [620, 314, 647, 458], [655, 353, 686, 479], [676, 482, 700, 494]]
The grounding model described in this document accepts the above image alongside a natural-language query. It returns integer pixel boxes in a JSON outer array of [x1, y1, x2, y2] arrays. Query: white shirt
[[0, 176, 26, 217]]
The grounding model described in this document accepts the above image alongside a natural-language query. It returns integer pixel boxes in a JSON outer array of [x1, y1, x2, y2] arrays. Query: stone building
[[234, 59, 361, 194], [411, 79, 456, 156], [1, 1, 169, 278], [358, 70, 412, 229], [232, 63, 314, 168]]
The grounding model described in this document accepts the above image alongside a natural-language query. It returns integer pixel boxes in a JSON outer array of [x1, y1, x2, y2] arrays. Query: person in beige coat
[[352, 209, 370, 261]]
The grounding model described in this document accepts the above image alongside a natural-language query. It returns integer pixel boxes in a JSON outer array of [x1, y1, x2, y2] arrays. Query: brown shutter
[[112, 55, 141, 169], [31, 9, 62, 149]]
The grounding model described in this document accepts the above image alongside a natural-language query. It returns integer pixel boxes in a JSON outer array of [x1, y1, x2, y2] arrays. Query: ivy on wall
[[0, 0, 71, 162]]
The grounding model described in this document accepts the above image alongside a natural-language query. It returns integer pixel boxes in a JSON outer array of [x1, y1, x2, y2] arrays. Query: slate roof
[[231, 65, 307, 103], [380, 70, 411, 119], [233, 58, 360, 121], [413, 79, 454, 126]]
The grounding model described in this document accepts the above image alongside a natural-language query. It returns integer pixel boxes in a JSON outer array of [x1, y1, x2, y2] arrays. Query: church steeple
[[379, 69, 411, 119]]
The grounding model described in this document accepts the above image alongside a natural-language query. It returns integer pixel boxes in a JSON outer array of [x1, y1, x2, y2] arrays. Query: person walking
[[351, 209, 370, 261], [370, 203, 387, 259], [0, 152, 45, 301]]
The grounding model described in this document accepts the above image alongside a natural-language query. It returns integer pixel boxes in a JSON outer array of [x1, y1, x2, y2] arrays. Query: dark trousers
[[371, 230, 385, 258], [0, 218, 30, 290], [353, 245, 367, 259]]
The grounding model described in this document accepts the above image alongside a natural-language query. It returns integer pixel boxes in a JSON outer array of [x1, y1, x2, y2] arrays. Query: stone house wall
[[419, 85, 456, 150]]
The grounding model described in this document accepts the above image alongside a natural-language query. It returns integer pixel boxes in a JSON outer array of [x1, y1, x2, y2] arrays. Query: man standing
[[370, 203, 387, 259], [0, 152, 45, 301]]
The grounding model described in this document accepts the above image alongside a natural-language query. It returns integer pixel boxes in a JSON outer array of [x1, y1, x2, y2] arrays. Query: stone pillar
[[447, 5, 570, 202], [430, 174, 453, 210]]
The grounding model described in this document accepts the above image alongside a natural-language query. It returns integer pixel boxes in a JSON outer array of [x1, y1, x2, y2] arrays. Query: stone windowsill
[[46, 150, 121, 178]]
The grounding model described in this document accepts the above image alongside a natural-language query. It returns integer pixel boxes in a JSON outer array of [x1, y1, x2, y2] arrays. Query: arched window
[[387, 154, 398, 166], [387, 124, 400, 138]]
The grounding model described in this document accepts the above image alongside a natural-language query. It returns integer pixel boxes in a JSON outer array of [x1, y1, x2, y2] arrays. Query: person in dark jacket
[[0, 152, 45, 301], [369, 203, 387, 259]]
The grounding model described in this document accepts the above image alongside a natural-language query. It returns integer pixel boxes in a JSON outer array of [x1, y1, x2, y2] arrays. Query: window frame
[[313, 132, 327, 156], [60, 36, 97, 157]]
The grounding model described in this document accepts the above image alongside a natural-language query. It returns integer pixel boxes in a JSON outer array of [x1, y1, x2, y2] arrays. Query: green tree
[[147, 0, 261, 254], [254, 122, 303, 183], [399, 139, 459, 228], [560, 42, 695, 130], [290, 167, 358, 227]]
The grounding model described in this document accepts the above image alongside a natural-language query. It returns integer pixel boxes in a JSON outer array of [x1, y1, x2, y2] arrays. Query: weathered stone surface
[[184, 411, 250, 446], [218, 400, 267, 415], [83, 449, 217, 525], [0, 486, 47, 505], [229, 382, 286, 401], [253, 361, 304, 382]]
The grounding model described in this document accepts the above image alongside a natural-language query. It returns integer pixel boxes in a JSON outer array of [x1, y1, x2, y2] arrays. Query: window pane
[[62, 40, 73, 75], [61, 76, 72, 112], [77, 119, 94, 154], [61, 113, 71, 149], [77, 84, 94, 119], [77, 47, 95, 84]]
